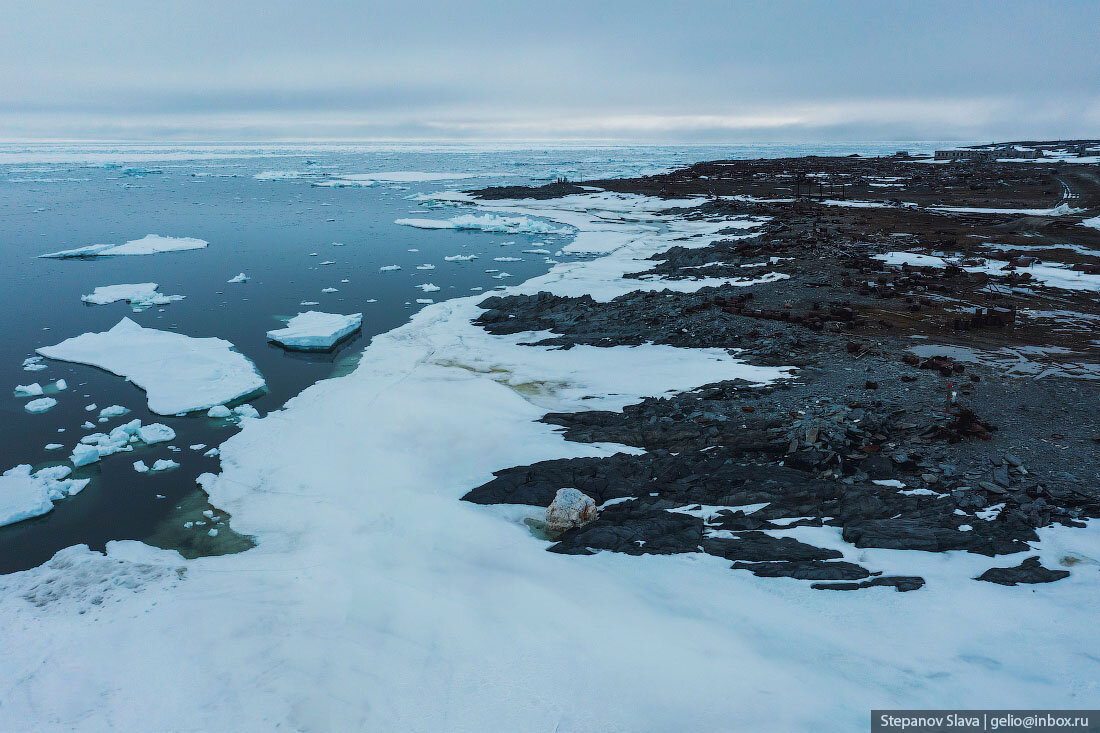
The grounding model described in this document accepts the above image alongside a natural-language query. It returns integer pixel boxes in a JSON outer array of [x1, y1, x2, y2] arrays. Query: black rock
[[975, 556, 1070, 586], [811, 576, 925, 592]]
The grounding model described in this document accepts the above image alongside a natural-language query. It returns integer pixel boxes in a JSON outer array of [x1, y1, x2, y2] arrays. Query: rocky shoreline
[[464, 144, 1100, 591]]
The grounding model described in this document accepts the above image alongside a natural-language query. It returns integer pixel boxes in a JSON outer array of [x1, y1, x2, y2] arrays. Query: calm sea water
[[0, 141, 955, 572]]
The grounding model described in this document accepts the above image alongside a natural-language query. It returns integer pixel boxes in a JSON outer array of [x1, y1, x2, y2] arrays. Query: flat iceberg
[[0, 464, 89, 527], [267, 311, 363, 351], [24, 397, 57, 413], [81, 283, 185, 311], [41, 235, 208, 259], [38, 318, 265, 415], [14, 383, 43, 397], [227, 273, 249, 284]]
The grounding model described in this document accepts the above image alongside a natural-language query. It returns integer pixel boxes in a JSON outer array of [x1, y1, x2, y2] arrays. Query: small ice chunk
[[70, 443, 101, 467], [415, 264, 436, 270], [379, 265, 401, 272], [207, 405, 232, 418], [415, 299, 434, 304], [208, 528, 219, 537], [52, 379, 67, 391], [45, 443, 64, 450], [417, 283, 441, 292], [85, 403, 98, 411], [227, 273, 249, 284], [25, 397, 57, 413], [99, 405, 130, 419], [493, 256, 523, 262], [81, 420, 96, 429], [151, 459, 179, 472], [203, 448, 220, 457], [133, 460, 150, 473], [22, 356, 47, 371], [443, 254, 477, 262], [14, 383, 44, 397], [300, 301, 320, 306], [321, 287, 339, 293], [81, 283, 184, 311], [319, 260, 335, 266], [138, 423, 175, 445], [233, 404, 259, 420], [189, 444, 206, 451]]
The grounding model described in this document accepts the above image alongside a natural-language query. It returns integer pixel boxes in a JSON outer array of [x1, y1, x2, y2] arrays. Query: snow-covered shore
[[1, 192, 1097, 731]]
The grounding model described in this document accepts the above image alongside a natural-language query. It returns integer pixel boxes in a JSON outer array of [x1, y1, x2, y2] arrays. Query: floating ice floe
[[417, 283, 441, 293], [14, 383, 43, 397], [267, 311, 363, 351], [396, 213, 572, 235], [443, 254, 477, 262], [415, 299, 434, 304], [321, 287, 338, 293], [22, 356, 47, 371], [151, 459, 179, 472], [379, 265, 401, 272], [40, 235, 208, 259], [81, 283, 185, 311], [227, 273, 249, 284], [37, 318, 265, 415], [24, 397, 57, 413], [0, 464, 89, 527], [98, 405, 130, 419], [415, 264, 436, 270]]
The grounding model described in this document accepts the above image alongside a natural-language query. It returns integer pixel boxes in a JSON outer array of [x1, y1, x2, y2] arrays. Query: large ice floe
[[40, 234, 208, 258], [81, 283, 185, 311], [37, 318, 265, 414], [266, 311, 363, 351], [0, 465, 89, 528], [1, 191, 1097, 731]]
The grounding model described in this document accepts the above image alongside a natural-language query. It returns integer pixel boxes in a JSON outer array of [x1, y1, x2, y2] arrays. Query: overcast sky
[[1, 0, 1097, 142]]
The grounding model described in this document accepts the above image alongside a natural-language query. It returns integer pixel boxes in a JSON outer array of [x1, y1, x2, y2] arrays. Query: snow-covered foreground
[[37, 318, 265, 415], [2, 193, 1098, 731]]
